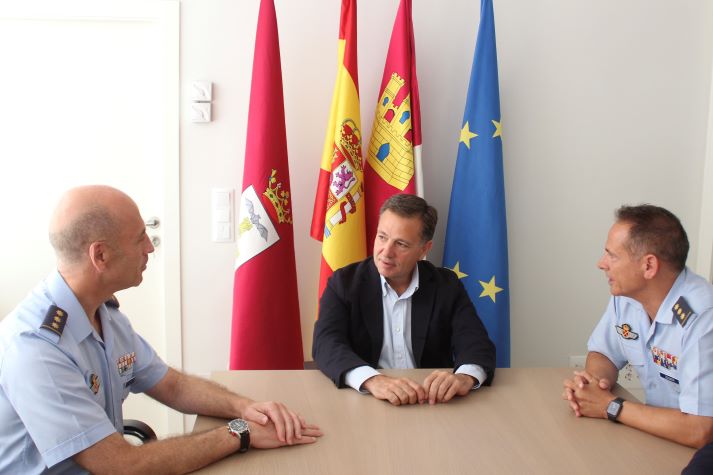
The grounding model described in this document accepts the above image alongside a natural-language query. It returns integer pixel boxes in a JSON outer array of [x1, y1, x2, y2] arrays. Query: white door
[[0, 1, 181, 436]]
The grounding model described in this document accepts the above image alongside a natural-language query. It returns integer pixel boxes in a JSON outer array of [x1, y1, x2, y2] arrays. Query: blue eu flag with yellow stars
[[443, 0, 510, 367]]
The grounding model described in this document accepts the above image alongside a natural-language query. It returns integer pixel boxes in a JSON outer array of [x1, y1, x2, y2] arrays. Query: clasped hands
[[562, 370, 615, 419], [363, 370, 476, 406], [241, 400, 323, 448]]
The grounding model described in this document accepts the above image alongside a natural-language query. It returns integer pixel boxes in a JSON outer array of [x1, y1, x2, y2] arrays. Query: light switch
[[190, 81, 213, 101], [191, 103, 211, 123], [211, 188, 233, 242]]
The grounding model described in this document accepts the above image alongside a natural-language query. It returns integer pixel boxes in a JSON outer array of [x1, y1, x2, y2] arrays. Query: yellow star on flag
[[479, 275, 503, 303], [449, 261, 468, 279], [459, 122, 478, 149], [491, 119, 502, 138]]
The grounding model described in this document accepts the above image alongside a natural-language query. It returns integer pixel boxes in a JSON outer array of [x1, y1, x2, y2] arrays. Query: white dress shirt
[[345, 266, 487, 392]]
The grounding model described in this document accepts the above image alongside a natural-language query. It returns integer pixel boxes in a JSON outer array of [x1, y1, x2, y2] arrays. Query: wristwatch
[[606, 397, 625, 422], [227, 418, 250, 452]]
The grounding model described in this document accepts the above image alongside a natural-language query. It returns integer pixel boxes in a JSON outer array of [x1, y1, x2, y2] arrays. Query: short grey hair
[[49, 206, 118, 264]]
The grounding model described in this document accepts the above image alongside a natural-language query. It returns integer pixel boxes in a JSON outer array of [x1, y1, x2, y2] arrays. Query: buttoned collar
[[380, 264, 420, 299], [45, 270, 112, 343], [654, 268, 688, 325]]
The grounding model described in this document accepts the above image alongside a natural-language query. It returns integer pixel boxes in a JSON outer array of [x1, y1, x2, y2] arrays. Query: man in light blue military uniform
[[563, 204, 713, 449], [0, 185, 321, 474], [0, 270, 170, 473]]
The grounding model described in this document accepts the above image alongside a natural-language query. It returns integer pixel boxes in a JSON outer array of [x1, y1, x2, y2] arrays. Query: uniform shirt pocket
[[658, 371, 681, 393], [621, 340, 645, 366], [120, 370, 135, 402], [83, 369, 106, 407]]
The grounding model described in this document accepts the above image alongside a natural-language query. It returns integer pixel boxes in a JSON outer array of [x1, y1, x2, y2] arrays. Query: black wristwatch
[[606, 397, 625, 422], [227, 418, 250, 452]]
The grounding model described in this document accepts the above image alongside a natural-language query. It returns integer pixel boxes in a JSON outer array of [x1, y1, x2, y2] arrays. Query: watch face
[[229, 419, 249, 434], [607, 399, 623, 420]]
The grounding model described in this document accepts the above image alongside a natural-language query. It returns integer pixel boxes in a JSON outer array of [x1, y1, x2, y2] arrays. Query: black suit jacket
[[312, 258, 496, 388]]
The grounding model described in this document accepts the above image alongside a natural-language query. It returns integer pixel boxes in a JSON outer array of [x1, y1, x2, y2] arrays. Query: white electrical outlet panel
[[211, 188, 233, 242]]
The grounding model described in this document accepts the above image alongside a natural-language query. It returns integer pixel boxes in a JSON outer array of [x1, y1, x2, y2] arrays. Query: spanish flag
[[311, 0, 366, 301], [364, 0, 423, 247]]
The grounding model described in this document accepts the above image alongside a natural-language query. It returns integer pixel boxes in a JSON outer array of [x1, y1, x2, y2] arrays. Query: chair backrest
[[123, 419, 157, 446]]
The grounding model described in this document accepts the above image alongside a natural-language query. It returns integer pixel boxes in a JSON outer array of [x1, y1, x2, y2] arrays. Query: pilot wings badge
[[615, 323, 639, 340], [235, 185, 279, 270]]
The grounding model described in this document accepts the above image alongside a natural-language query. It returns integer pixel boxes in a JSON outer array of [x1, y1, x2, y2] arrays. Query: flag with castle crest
[[443, 0, 510, 367], [364, 0, 423, 246], [231, 0, 303, 369], [311, 0, 366, 303]]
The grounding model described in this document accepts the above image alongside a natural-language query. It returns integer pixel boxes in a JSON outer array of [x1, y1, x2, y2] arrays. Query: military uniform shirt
[[588, 267, 713, 416], [0, 270, 168, 474]]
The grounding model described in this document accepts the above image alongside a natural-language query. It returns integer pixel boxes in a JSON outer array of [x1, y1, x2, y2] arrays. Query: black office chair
[[123, 419, 157, 446]]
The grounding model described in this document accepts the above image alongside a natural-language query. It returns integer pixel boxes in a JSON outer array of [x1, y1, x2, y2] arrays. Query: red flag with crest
[[364, 0, 423, 247], [230, 0, 303, 369]]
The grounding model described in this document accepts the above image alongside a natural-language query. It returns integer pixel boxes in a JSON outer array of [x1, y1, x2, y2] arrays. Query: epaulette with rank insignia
[[672, 296, 693, 327], [40, 305, 68, 337], [106, 295, 120, 308]]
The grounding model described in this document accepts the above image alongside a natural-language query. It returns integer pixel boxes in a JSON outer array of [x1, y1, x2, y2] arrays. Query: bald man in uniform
[[0, 185, 321, 474]]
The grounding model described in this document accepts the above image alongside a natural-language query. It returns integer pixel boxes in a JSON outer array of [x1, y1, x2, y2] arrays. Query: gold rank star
[[459, 121, 478, 149], [492, 119, 502, 138], [479, 275, 503, 303], [449, 262, 468, 279]]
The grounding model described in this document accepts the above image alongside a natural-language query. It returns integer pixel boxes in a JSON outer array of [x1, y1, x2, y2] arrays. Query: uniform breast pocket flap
[[621, 340, 645, 366]]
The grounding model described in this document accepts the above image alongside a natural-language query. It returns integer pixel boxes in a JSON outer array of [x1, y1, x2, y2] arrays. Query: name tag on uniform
[[660, 372, 679, 385]]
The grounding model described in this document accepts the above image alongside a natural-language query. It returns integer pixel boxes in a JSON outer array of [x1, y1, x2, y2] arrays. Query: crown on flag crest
[[326, 119, 363, 210], [263, 169, 292, 224], [337, 119, 362, 171]]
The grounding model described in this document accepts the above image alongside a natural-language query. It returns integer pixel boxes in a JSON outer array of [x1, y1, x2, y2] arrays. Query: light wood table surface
[[192, 368, 694, 474]]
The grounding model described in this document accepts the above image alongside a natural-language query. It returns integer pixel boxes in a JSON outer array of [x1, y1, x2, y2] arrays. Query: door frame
[[698, 52, 713, 282], [0, 0, 183, 433]]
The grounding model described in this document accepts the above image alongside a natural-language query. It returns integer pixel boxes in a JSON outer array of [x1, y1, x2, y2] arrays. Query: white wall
[[1, 0, 702, 376], [2, 0, 711, 375], [181, 0, 710, 373], [179, 0, 713, 374]]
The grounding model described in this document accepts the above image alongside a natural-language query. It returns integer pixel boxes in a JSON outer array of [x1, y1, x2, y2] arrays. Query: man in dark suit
[[313, 194, 495, 406]]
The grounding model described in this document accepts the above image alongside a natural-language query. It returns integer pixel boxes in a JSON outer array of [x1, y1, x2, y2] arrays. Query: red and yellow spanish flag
[[364, 0, 423, 247], [230, 0, 303, 369], [311, 0, 366, 301]]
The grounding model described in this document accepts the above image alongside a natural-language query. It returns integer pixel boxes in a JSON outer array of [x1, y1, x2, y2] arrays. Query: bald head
[[49, 185, 138, 265]]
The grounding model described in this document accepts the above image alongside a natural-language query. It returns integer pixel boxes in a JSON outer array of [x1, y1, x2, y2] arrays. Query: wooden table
[[193, 368, 695, 474]]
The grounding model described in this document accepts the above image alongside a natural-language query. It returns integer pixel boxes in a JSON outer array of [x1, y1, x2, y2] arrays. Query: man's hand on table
[[562, 370, 614, 418], [363, 371, 476, 406], [423, 370, 476, 404], [362, 375, 427, 405], [248, 418, 323, 449], [243, 400, 322, 445]]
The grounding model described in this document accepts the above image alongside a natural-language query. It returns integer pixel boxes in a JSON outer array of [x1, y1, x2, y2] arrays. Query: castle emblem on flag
[[235, 184, 280, 270], [367, 72, 415, 191], [324, 119, 364, 238]]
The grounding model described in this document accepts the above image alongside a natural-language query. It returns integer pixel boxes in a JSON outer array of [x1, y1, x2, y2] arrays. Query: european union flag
[[443, 0, 510, 368]]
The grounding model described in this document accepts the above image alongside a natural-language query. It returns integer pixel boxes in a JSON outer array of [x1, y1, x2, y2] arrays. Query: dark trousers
[[682, 441, 713, 475]]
